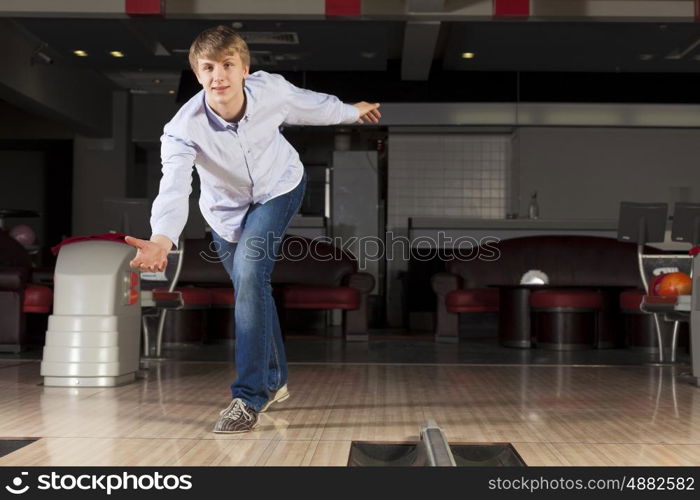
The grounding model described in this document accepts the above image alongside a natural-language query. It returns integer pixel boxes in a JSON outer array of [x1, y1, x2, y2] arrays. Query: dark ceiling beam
[[125, 19, 171, 57], [401, 0, 445, 82], [0, 0, 126, 17], [0, 20, 113, 136], [401, 21, 441, 80], [532, 1, 691, 19]]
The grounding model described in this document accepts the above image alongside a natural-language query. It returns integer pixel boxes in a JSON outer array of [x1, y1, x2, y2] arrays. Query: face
[[195, 51, 249, 107]]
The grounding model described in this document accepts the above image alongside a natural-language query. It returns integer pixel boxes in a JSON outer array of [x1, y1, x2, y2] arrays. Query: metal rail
[[419, 420, 456, 466]]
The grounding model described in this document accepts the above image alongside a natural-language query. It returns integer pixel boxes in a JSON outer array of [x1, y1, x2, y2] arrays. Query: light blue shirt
[[150, 71, 360, 245]]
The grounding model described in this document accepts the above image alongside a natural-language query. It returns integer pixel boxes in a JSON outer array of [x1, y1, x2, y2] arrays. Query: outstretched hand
[[353, 102, 381, 124], [125, 235, 170, 273]]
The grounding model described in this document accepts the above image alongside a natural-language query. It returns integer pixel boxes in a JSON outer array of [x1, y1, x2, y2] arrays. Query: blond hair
[[188, 25, 250, 72]]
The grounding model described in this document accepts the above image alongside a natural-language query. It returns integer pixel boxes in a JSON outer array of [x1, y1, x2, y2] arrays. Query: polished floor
[[1, 335, 699, 466]]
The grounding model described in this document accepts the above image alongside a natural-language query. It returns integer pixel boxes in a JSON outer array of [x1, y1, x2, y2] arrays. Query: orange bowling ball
[[652, 272, 692, 297]]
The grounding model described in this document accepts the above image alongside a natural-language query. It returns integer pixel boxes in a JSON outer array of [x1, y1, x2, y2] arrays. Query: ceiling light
[[638, 54, 654, 61], [232, 22, 243, 29], [109, 51, 125, 58], [73, 50, 88, 57], [360, 51, 376, 59], [462, 52, 475, 59], [153, 78, 161, 84], [168, 90, 176, 95]]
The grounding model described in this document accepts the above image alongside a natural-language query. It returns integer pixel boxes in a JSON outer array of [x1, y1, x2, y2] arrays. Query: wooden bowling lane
[[1, 360, 700, 466]]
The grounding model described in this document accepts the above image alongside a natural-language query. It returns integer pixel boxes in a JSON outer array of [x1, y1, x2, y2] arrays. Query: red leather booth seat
[[23, 284, 53, 313], [445, 288, 499, 313], [0, 231, 55, 352], [444, 236, 642, 289], [432, 235, 646, 341], [283, 285, 360, 310], [619, 290, 644, 311], [154, 286, 212, 307], [530, 290, 603, 310], [162, 234, 374, 342], [209, 287, 235, 307]]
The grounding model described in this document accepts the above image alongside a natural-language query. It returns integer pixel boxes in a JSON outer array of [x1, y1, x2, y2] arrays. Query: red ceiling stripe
[[493, 0, 530, 17], [696, 0, 700, 21], [125, 0, 165, 16], [325, 0, 361, 17]]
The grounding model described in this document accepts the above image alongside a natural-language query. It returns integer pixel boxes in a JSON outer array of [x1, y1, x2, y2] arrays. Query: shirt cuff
[[341, 103, 360, 124]]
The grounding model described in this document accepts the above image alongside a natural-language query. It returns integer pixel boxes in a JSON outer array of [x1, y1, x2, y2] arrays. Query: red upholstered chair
[[530, 289, 603, 350], [282, 284, 360, 310], [433, 286, 499, 343], [0, 230, 53, 352], [445, 288, 500, 313], [274, 236, 375, 341]]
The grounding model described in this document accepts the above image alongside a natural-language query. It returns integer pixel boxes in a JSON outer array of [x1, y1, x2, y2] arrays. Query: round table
[[489, 284, 544, 348], [490, 284, 630, 349]]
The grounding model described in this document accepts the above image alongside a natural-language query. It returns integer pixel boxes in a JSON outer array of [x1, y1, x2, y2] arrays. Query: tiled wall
[[387, 133, 512, 229], [384, 132, 512, 327]]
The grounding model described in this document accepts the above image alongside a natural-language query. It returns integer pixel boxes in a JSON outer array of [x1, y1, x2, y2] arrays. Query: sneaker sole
[[260, 389, 290, 413], [212, 420, 259, 434]]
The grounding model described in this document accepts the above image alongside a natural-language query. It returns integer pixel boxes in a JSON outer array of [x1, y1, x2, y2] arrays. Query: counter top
[[408, 217, 618, 230], [406, 217, 690, 252]]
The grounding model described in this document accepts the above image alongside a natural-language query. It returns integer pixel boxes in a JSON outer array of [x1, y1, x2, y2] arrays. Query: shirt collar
[[202, 82, 255, 131]]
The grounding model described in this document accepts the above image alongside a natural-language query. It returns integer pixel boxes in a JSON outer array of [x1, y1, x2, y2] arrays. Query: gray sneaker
[[213, 398, 258, 434], [260, 384, 290, 413]]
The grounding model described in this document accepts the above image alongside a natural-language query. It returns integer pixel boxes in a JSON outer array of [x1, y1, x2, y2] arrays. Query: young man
[[125, 26, 381, 433]]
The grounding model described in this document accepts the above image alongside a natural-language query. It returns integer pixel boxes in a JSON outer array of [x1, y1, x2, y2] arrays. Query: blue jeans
[[211, 173, 306, 411]]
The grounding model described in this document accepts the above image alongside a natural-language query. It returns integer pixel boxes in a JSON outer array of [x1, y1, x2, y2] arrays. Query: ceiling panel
[[443, 22, 700, 72], [12, 16, 700, 98], [17, 18, 400, 72]]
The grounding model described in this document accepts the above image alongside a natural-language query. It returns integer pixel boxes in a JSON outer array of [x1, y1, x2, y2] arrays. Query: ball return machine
[[619, 202, 700, 385], [40, 236, 183, 387]]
